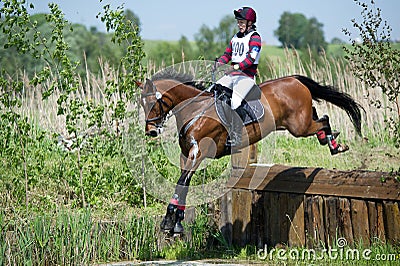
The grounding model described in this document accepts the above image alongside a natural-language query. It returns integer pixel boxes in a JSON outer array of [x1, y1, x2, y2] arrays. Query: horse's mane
[[151, 68, 209, 91]]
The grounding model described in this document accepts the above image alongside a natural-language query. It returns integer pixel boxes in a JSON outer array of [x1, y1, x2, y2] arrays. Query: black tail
[[294, 75, 363, 136]]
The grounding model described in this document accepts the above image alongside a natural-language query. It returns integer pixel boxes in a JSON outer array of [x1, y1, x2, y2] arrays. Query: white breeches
[[216, 75, 255, 110]]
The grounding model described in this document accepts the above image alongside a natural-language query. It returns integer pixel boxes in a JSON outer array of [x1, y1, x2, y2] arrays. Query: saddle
[[213, 84, 264, 127]]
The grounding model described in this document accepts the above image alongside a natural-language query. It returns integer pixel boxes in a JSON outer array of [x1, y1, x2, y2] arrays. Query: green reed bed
[[0, 209, 161, 265]]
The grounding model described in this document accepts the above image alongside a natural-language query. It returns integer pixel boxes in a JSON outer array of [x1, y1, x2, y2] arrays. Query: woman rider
[[216, 6, 262, 147]]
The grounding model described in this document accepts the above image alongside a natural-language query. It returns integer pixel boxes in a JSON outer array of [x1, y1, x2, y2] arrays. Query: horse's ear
[[134, 80, 143, 87], [144, 78, 155, 93]]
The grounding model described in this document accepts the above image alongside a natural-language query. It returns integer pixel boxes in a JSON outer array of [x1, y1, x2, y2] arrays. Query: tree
[[331, 37, 345, 44], [195, 15, 236, 59], [195, 24, 218, 58], [124, 9, 141, 32], [274, 12, 308, 49], [274, 12, 327, 52], [343, 0, 400, 146], [304, 17, 327, 52]]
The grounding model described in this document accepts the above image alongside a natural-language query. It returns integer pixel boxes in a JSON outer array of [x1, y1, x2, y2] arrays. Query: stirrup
[[226, 132, 241, 147], [226, 139, 241, 147]]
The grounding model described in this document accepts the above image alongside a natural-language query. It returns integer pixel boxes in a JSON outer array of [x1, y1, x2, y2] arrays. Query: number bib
[[231, 31, 261, 64]]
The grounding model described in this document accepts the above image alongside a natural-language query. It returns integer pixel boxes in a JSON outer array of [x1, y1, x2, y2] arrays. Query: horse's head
[[140, 79, 172, 137]]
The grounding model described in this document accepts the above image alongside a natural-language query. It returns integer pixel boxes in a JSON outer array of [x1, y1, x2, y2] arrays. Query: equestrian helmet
[[234, 7, 256, 23]]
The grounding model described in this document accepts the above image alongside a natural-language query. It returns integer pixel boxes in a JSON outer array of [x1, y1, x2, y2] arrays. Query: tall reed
[[1, 209, 161, 264], [10, 48, 395, 143], [262, 47, 397, 141]]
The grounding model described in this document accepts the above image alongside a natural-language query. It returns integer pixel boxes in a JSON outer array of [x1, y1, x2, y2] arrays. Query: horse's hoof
[[173, 222, 184, 234], [160, 216, 175, 232], [332, 131, 340, 139], [330, 143, 349, 155]]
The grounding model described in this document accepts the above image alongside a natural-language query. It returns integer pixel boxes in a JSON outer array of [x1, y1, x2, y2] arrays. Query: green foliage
[[195, 15, 236, 60], [274, 11, 327, 52], [0, 1, 399, 263], [146, 14, 236, 66], [0, 10, 136, 77], [343, 0, 400, 146], [0, 0, 147, 210], [159, 206, 215, 260], [0, 209, 160, 264]]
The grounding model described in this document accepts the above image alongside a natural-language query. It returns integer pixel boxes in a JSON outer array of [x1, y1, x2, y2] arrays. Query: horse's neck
[[164, 82, 213, 131], [164, 82, 204, 106]]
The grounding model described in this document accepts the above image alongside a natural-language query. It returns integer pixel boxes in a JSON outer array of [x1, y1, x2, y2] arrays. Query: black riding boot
[[227, 107, 245, 147]]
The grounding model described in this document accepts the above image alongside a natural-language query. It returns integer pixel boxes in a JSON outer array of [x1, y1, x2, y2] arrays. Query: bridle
[[141, 78, 217, 134], [141, 90, 172, 133]]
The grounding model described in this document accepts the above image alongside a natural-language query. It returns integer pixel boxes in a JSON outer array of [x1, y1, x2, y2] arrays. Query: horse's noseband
[[141, 89, 172, 132]]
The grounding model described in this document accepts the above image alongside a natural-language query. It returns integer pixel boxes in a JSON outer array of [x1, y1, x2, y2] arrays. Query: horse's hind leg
[[311, 108, 348, 155]]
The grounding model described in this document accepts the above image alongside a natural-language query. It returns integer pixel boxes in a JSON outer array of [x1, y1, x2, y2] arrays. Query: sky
[[23, 0, 400, 45]]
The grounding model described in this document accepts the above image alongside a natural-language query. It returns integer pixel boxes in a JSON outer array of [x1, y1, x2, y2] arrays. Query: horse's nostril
[[146, 130, 158, 137]]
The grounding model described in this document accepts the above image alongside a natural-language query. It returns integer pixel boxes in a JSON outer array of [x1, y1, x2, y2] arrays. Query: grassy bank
[[1, 46, 399, 264]]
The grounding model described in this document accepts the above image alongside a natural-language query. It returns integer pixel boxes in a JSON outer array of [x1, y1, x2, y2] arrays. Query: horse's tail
[[294, 75, 363, 136]]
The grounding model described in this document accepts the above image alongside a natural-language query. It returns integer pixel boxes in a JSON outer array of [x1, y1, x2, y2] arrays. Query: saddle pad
[[215, 98, 264, 127]]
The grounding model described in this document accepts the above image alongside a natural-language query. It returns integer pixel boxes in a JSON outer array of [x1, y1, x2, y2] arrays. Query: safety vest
[[231, 31, 261, 64]]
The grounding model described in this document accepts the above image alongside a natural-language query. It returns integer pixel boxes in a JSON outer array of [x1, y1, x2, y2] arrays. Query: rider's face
[[237, 19, 250, 33], [237, 19, 251, 33]]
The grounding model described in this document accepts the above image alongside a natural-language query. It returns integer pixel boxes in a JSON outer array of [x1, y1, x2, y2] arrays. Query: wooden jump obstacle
[[218, 162, 400, 248]]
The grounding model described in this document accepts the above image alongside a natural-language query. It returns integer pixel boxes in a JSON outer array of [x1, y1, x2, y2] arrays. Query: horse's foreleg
[[161, 146, 203, 233], [160, 168, 195, 233]]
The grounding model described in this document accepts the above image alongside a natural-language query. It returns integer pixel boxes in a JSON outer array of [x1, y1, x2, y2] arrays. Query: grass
[[1, 44, 399, 264], [258, 132, 400, 172]]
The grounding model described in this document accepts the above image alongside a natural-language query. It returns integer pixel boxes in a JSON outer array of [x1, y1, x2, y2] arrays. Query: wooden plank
[[316, 196, 326, 247], [266, 192, 280, 246], [376, 202, 386, 243], [351, 199, 370, 245], [250, 191, 264, 247], [367, 201, 378, 242], [231, 190, 241, 246], [231, 190, 252, 246], [383, 201, 400, 244], [219, 191, 232, 246], [287, 194, 305, 247], [263, 192, 272, 246], [279, 193, 289, 245], [339, 198, 354, 245], [306, 195, 326, 247], [324, 196, 340, 247], [228, 165, 400, 201], [304, 196, 313, 248]]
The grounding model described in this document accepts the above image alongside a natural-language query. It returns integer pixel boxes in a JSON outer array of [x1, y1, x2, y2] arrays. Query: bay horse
[[139, 68, 363, 234]]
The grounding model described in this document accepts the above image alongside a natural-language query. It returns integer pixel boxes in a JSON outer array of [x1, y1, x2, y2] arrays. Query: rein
[[145, 83, 216, 129], [180, 94, 219, 137], [166, 86, 211, 121]]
